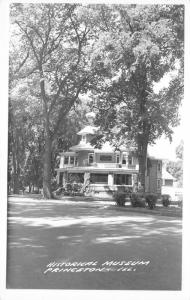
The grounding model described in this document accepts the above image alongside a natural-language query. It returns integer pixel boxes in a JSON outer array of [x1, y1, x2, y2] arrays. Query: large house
[[56, 114, 162, 197]]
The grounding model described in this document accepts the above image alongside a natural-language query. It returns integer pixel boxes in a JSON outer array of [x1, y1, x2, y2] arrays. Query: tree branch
[[15, 21, 41, 66]]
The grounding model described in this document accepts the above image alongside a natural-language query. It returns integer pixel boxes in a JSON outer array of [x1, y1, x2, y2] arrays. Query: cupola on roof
[[77, 125, 98, 135]]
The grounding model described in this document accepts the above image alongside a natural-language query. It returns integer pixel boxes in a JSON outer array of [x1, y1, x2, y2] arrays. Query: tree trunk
[[10, 125, 20, 194], [12, 149, 20, 194], [13, 174, 20, 194], [39, 70, 53, 199], [43, 136, 52, 199], [137, 140, 148, 193]]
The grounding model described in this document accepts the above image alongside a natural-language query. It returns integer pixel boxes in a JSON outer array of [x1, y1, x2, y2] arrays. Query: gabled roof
[[162, 169, 175, 180]]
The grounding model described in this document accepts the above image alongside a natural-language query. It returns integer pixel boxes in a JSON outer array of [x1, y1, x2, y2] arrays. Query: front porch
[[56, 167, 138, 198]]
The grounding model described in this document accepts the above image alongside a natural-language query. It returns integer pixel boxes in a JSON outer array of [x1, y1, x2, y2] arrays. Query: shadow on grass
[[7, 197, 182, 252], [6, 196, 182, 290]]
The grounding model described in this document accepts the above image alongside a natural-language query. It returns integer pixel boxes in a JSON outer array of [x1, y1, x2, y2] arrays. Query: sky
[[148, 68, 184, 161], [148, 124, 183, 161]]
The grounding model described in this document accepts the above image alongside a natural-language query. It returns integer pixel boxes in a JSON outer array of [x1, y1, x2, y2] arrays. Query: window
[[64, 156, 69, 165], [68, 173, 84, 183], [82, 135, 86, 143], [59, 172, 63, 185], [122, 155, 127, 164], [157, 162, 161, 172], [165, 179, 173, 186], [88, 153, 94, 164], [157, 179, 161, 190], [70, 156, 75, 165], [75, 157, 78, 166], [114, 174, 132, 185], [128, 156, 133, 165], [90, 173, 108, 184], [100, 155, 113, 162], [116, 154, 120, 164]]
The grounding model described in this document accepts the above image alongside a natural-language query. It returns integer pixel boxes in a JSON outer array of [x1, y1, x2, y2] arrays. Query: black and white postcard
[[0, 0, 190, 299]]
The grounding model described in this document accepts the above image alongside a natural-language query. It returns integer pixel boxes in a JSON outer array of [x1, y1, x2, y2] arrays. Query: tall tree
[[8, 76, 44, 193], [10, 4, 96, 198], [89, 4, 184, 191]]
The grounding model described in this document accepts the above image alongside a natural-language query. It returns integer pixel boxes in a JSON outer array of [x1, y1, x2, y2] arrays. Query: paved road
[[7, 196, 182, 290]]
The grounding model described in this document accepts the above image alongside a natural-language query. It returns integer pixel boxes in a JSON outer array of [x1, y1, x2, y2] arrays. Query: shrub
[[145, 194, 157, 209], [54, 187, 65, 196], [161, 194, 171, 207], [114, 192, 126, 206], [178, 199, 183, 208], [130, 193, 146, 208]]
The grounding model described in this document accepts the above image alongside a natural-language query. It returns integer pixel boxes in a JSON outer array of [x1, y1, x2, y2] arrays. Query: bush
[[145, 194, 157, 209], [161, 194, 171, 207], [54, 187, 65, 196], [114, 192, 126, 206], [130, 193, 146, 208], [178, 199, 183, 208]]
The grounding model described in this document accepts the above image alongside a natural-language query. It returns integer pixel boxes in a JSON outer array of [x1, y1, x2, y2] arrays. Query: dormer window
[[82, 135, 86, 143]]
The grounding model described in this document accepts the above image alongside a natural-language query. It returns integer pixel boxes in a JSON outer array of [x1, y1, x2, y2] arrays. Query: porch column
[[63, 172, 67, 186], [108, 173, 114, 186], [56, 172, 60, 184], [132, 174, 138, 192], [84, 172, 90, 185]]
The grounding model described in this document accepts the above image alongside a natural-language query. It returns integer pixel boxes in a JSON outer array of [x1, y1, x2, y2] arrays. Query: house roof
[[61, 152, 78, 156], [147, 155, 162, 161], [57, 166, 138, 174], [162, 169, 175, 180], [70, 142, 94, 151], [94, 141, 114, 153]]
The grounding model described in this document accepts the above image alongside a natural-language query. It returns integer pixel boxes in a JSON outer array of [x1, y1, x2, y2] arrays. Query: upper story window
[[116, 154, 120, 164], [64, 156, 69, 165], [157, 179, 161, 190], [128, 156, 133, 165], [100, 155, 113, 162], [122, 154, 127, 164], [157, 162, 161, 172], [70, 156, 75, 165], [88, 153, 94, 164], [63, 156, 77, 165]]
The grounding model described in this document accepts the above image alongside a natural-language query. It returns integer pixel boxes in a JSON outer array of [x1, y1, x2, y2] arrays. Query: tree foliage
[[89, 4, 184, 190], [9, 3, 98, 197], [167, 140, 183, 187], [9, 4, 184, 196]]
